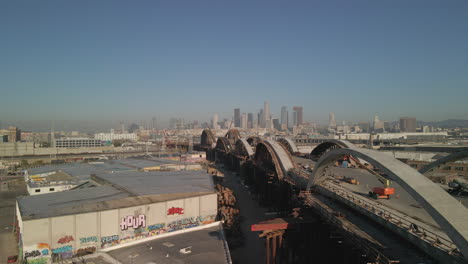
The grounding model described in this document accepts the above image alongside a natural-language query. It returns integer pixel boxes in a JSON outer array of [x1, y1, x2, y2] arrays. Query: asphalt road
[[219, 168, 267, 264]]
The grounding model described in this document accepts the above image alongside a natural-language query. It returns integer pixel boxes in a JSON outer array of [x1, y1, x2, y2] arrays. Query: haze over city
[[2, 2, 468, 264], [2, 0, 468, 130]]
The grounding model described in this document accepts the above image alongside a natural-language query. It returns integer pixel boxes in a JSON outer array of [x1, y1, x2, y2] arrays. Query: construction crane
[[344, 155, 395, 199]]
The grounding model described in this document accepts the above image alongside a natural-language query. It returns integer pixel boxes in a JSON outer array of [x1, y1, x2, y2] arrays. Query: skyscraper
[[400, 117, 416, 132], [247, 113, 254, 129], [241, 113, 248, 129], [372, 114, 383, 131], [263, 101, 270, 128], [258, 109, 264, 128], [212, 114, 219, 129], [329, 112, 337, 128], [272, 118, 280, 130], [281, 106, 288, 130], [293, 106, 303, 125], [234, 108, 241, 128], [152, 117, 157, 130]]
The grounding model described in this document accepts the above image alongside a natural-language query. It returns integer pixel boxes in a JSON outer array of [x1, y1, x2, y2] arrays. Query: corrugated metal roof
[[18, 186, 130, 220], [18, 170, 215, 220], [96, 170, 215, 196]]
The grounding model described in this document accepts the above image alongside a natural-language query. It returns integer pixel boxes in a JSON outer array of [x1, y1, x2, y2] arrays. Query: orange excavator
[[344, 155, 395, 200]]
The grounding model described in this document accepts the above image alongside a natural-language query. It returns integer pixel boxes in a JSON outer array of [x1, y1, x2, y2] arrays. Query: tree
[[20, 160, 29, 167], [112, 140, 123, 147]]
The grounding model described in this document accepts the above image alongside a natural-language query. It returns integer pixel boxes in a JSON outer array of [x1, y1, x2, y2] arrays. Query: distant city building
[[152, 117, 157, 130], [373, 114, 384, 131], [247, 113, 254, 129], [263, 101, 271, 128], [329, 112, 337, 128], [0, 135, 7, 142], [281, 106, 288, 130], [258, 109, 264, 128], [272, 118, 280, 130], [55, 138, 103, 148], [358, 122, 370, 133], [400, 117, 417, 132], [234, 108, 241, 128], [293, 106, 303, 125], [423, 125, 434, 133], [0, 126, 21, 142], [169, 118, 185, 130], [94, 131, 138, 141], [212, 114, 219, 130], [384, 121, 391, 132], [241, 113, 248, 129]]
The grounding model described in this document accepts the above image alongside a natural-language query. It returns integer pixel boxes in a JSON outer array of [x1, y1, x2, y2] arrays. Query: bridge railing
[[303, 193, 396, 264], [319, 181, 462, 258]]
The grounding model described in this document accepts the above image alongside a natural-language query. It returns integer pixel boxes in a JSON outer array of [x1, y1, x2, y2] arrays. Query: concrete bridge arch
[[419, 150, 468, 175], [309, 139, 354, 161], [307, 146, 468, 260]]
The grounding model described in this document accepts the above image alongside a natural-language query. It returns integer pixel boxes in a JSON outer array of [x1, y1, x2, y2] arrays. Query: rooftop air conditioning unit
[[179, 246, 192, 254]]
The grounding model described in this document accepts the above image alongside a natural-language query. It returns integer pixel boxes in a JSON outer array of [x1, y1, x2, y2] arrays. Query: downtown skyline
[[2, 1, 468, 127]]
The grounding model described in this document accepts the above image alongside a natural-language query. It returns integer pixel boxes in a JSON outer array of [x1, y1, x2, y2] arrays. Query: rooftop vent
[[179, 246, 192, 254], [162, 242, 174, 248]]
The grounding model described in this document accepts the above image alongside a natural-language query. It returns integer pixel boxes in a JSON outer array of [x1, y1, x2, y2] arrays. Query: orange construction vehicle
[[343, 176, 359, 185], [343, 155, 395, 199], [368, 176, 395, 199]]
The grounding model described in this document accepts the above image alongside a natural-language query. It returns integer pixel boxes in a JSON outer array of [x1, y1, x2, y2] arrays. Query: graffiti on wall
[[76, 246, 96, 257], [51, 245, 72, 254], [79, 236, 98, 244], [57, 235, 74, 244], [101, 235, 119, 248], [24, 250, 41, 259], [167, 216, 202, 232], [51, 245, 73, 261], [120, 214, 146, 230], [147, 223, 167, 236], [167, 207, 184, 215], [201, 214, 216, 225], [24, 243, 50, 263], [25, 257, 48, 264]]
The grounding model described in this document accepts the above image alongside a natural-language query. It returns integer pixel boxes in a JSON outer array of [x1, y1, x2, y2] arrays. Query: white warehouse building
[[94, 132, 138, 141], [16, 170, 218, 264]]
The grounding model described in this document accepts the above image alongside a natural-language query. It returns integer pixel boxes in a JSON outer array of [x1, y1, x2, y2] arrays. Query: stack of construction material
[[216, 184, 242, 248]]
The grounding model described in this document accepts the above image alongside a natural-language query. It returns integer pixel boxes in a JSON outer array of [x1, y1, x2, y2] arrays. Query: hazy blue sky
[[1, 0, 467, 128]]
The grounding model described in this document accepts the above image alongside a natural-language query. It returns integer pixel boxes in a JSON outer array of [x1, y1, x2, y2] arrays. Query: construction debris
[[216, 184, 242, 248]]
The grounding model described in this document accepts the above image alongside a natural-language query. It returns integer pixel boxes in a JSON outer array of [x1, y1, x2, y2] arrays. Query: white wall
[[21, 193, 217, 264], [26, 184, 75, 196]]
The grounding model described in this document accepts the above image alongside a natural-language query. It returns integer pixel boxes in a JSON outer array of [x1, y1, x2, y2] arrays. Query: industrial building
[[23, 158, 203, 196], [54, 138, 103, 148], [16, 170, 221, 264], [400, 117, 417, 132]]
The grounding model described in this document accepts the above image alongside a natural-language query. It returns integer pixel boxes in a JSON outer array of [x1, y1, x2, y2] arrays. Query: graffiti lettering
[[167, 207, 184, 215], [24, 250, 41, 259], [101, 235, 119, 248], [120, 214, 146, 230], [51, 251, 73, 262], [25, 257, 48, 264], [79, 236, 98, 244], [167, 216, 202, 232], [37, 243, 49, 249], [148, 223, 165, 231], [41, 249, 49, 256], [57, 235, 74, 244], [76, 246, 96, 257], [51, 245, 72, 254]]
